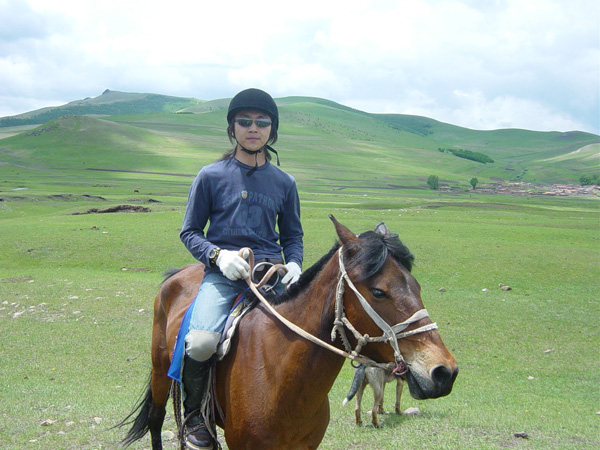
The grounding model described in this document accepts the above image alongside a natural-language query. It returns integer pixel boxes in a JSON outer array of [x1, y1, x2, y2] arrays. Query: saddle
[[216, 292, 256, 359]]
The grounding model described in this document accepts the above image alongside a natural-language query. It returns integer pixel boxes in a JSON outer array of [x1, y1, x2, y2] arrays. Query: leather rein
[[241, 247, 438, 374]]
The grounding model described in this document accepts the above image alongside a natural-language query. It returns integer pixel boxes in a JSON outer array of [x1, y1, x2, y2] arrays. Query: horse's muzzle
[[405, 364, 458, 399]]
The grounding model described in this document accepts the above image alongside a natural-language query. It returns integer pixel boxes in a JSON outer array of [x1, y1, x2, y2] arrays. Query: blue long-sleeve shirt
[[180, 157, 303, 270]]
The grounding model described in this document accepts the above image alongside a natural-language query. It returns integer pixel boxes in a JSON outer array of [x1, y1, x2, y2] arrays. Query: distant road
[[86, 168, 194, 177]]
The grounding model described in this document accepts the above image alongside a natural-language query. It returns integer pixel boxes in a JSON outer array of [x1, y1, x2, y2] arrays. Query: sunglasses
[[234, 118, 272, 128]]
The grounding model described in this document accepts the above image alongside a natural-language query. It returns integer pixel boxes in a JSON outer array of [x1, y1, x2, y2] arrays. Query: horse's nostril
[[431, 365, 453, 386]]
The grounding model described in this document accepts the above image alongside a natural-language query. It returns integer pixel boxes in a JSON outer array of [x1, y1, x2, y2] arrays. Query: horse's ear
[[329, 215, 359, 245], [374, 222, 391, 236]]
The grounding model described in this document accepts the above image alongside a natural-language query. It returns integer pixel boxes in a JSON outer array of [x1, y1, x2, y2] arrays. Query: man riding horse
[[174, 88, 303, 449]]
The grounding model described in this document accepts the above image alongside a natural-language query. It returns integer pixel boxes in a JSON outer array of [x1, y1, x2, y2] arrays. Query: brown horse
[[120, 216, 458, 450]]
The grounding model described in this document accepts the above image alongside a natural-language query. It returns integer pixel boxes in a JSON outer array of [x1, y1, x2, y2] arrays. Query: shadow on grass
[[363, 410, 450, 430]]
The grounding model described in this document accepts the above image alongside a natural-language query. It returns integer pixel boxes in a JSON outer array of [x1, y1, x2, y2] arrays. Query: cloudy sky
[[1, 0, 598, 133]]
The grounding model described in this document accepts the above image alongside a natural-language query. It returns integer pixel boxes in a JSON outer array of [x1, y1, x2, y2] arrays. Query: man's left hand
[[280, 262, 302, 286]]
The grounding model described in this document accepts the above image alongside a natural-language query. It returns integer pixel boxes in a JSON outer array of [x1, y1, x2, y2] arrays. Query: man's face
[[233, 110, 272, 151]]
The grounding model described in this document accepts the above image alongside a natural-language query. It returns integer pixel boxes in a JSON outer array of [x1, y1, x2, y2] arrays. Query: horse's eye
[[370, 288, 387, 299]]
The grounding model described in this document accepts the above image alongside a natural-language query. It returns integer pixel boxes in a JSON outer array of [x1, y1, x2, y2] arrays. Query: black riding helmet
[[227, 88, 280, 175], [227, 88, 279, 134]]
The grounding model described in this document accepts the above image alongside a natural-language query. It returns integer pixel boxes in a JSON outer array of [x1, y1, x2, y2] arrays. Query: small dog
[[342, 364, 403, 427]]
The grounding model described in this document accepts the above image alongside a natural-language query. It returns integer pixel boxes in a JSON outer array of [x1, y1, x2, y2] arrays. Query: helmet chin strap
[[238, 145, 280, 176]]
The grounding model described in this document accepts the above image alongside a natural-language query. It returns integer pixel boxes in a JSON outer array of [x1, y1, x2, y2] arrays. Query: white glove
[[216, 249, 250, 281], [279, 262, 302, 286]]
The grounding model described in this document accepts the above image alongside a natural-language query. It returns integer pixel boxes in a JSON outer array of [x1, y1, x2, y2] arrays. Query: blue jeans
[[183, 269, 284, 362], [188, 271, 248, 334]]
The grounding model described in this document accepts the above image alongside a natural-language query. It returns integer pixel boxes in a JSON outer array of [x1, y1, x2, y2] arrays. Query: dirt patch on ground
[[81, 194, 107, 201], [72, 205, 151, 215], [48, 194, 106, 201], [2, 276, 34, 283]]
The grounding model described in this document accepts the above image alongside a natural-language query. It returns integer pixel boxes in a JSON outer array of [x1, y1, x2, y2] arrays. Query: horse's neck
[[272, 258, 345, 378], [279, 259, 338, 335]]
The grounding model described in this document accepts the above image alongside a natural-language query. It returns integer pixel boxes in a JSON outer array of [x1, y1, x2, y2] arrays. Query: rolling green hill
[[0, 92, 598, 191], [0, 90, 202, 127]]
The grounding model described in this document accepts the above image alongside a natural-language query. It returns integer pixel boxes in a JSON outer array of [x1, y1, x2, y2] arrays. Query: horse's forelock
[[383, 233, 414, 272], [346, 231, 414, 281]]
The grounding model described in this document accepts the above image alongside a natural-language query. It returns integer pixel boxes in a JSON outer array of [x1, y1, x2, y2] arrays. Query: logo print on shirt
[[241, 190, 248, 200]]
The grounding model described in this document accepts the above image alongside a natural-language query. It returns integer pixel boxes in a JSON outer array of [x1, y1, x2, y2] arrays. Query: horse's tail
[[342, 364, 366, 406], [114, 371, 153, 447]]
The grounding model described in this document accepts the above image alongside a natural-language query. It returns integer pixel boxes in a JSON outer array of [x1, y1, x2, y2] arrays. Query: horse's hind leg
[[369, 370, 385, 428], [119, 370, 170, 450], [148, 371, 172, 450], [354, 380, 366, 426]]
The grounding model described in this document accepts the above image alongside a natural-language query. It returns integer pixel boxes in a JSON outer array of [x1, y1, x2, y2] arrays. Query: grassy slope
[[2, 94, 598, 187], [136, 97, 600, 185]]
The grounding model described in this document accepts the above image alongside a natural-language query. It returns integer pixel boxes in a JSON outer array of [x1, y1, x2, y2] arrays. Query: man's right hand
[[216, 249, 250, 281]]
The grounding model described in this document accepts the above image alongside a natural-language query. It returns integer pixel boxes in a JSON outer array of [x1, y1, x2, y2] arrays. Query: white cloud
[[0, 0, 597, 133], [448, 90, 586, 131]]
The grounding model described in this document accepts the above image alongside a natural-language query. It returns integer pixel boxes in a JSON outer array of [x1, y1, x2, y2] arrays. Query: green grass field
[[1, 176, 598, 449], [0, 98, 599, 449]]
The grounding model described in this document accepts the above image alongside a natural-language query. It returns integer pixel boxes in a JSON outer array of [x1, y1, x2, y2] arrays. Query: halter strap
[[239, 145, 280, 176]]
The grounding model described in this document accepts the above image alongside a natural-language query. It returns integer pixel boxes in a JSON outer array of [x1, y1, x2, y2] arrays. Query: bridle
[[242, 246, 438, 374], [331, 249, 438, 374]]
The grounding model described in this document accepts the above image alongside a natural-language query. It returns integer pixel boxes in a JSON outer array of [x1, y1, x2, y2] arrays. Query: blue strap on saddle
[[167, 292, 248, 382]]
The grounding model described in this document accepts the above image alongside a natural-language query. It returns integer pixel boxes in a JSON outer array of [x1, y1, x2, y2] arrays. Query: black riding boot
[[182, 355, 214, 450]]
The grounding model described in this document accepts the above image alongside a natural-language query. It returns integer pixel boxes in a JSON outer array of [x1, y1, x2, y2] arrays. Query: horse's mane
[[269, 229, 414, 305], [269, 242, 340, 305]]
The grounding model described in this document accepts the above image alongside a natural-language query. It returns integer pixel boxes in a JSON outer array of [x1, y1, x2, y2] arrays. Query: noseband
[[331, 248, 438, 374]]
